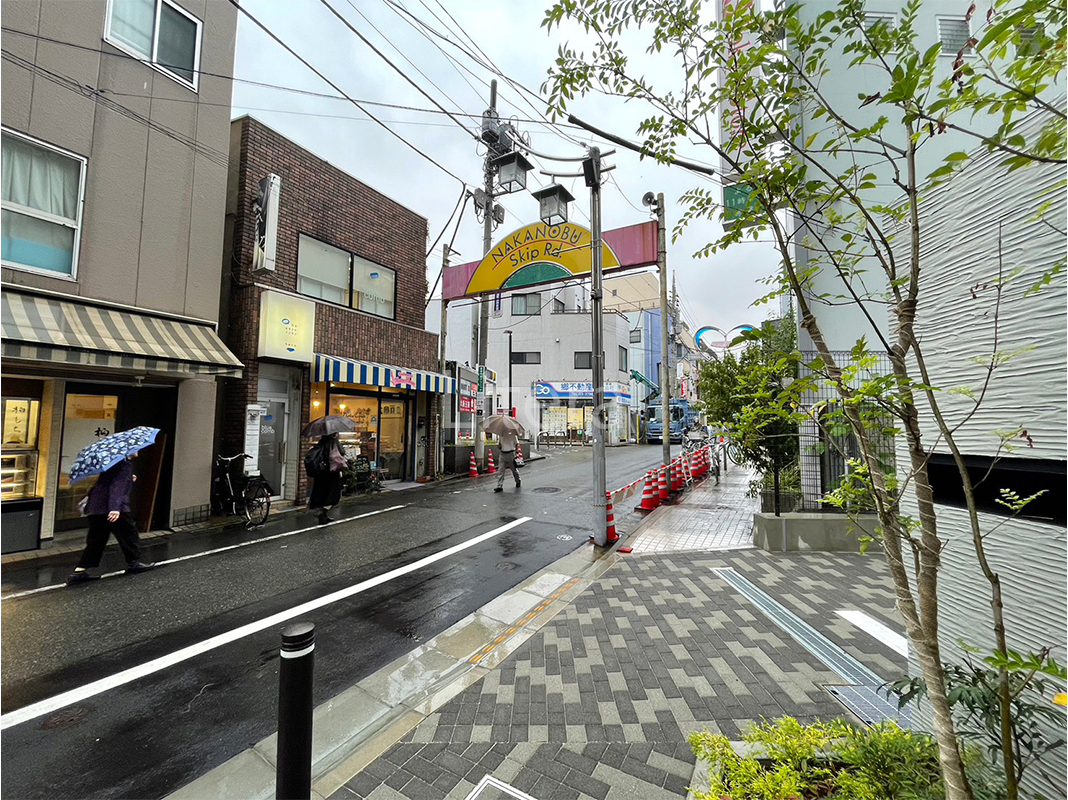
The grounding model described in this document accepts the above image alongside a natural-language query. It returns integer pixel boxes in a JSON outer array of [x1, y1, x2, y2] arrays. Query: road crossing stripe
[[0, 516, 533, 731]]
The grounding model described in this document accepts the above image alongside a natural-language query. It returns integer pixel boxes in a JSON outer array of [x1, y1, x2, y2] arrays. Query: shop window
[[297, 234, 351, 306], [510, 351, 541, 365], [105, 0, 203, 89], [329, 395, 378, 463], [1, 393, 41, 501], [619, 346, 628, 373], [56, 394, 118, 523], [575, 351, 592, 369], [352, 256, 396, 320], [511, 293, 542, 316], [1, 129, 86, 278]]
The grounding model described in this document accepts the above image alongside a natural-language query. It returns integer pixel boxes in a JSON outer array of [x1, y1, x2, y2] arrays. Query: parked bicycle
[[210, 453, 272, 527]]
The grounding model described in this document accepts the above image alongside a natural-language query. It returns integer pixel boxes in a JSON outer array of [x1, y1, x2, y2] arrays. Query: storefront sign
[[461, 222, 622, 297], [390, 370, 416, 389], [244, 404, 265, 475], [259, 291, 315, 362], [533, 382, 632, 403]]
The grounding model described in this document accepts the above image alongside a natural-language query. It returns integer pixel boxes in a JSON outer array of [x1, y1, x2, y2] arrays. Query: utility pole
[[437, 244, 450, 478], [586, 148, 608, 546], [656, 192, 671, 469], [474, 80, 497, 469]]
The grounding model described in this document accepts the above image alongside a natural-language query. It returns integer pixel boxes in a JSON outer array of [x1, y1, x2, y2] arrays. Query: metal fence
[[795, 350, 896, 512]]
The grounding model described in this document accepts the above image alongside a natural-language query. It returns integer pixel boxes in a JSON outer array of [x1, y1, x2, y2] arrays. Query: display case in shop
[[1, 450, 39, 501], [2, 391, 43, 553]]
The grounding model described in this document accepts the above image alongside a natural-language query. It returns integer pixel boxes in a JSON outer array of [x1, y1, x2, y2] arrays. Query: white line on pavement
[[1, 505, 410, 601], [0, 516, 532, 731], [835, 609, 909, 657]]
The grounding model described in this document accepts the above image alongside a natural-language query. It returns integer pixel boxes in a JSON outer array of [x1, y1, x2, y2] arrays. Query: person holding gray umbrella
[[485, 414, 524, 493], [66, 426, 159, 586], [302, 415, 355, 524]]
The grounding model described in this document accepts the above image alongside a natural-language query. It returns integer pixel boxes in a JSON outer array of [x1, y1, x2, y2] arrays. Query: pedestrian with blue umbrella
[[66, 426, 159, 586]]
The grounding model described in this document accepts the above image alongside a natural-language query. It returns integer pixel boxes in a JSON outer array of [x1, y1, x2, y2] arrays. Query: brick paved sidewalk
[[329, 548, 905, 800]]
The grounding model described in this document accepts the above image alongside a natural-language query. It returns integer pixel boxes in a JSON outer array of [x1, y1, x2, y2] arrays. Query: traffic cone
[[670, 459, 680, 492], [605, 491, 619, 542], [658, 464, 669, 502], [487, 450, 497, 474], [635, 471, 659, 512], [468, 452, 478, 478], [515, 442, 525, 467]]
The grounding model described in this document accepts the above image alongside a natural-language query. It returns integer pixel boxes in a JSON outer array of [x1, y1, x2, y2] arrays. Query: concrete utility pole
[[587, 148, 608, 546], [437, 244, 450, 478], [656, 192, 671, 469], [474, 80, 497, 468]]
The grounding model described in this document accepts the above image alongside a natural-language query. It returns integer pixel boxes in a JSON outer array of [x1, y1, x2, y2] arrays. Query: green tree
[[543, 2, 1066, 798]]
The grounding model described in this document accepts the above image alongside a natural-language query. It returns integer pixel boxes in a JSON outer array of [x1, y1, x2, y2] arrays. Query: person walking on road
[[493, 426, 522, 492], [67, 452, 154, 585], [307, 432, 346, 524]]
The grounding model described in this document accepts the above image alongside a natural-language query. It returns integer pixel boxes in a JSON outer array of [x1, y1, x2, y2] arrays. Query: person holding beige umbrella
[[484, 414, 524, 492]]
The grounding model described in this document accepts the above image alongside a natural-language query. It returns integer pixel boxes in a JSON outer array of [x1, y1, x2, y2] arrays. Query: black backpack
[[304, 441, 329, 477]]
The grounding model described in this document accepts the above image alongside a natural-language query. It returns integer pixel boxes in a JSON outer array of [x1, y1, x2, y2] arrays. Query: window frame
[[574, 351, 592, 370], [0, 127, 87, 281], [296, 232, 352, 307], [104, 0, 203, 91], [618, 345, 628, 373], [511, 293, 542, 316], [351, 253, 397, 321], [552, 298, 565, 314], [936, 16, 973, 58], [629, 328, 641, 344], [863, 11, 896, 32], [510, 351, 541, 365]]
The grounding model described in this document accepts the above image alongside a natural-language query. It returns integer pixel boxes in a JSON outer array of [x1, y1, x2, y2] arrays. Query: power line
[[225, 0, 470, 188]]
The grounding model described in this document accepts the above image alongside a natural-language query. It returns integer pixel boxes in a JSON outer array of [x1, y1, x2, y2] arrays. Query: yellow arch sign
[[464, 221, 620, 296]]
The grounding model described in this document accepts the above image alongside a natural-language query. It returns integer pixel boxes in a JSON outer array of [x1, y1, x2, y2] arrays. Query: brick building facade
[[219, 116, 450, 505]]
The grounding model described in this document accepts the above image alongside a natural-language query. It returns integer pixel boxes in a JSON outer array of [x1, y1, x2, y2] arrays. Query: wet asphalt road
[[0, 444, 676, 799]]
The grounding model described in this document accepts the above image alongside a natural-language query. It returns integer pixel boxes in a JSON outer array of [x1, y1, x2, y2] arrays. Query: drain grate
[[712, 567, 883, 686], [496, 561, 517, 571], [827, 684, 912, 728]]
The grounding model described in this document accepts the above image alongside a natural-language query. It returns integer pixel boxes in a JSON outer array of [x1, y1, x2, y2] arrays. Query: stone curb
[[165, 531, 622, 800]]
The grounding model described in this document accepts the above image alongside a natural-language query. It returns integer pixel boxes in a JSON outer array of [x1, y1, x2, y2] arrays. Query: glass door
[[258, 398, 287, 499], [378, 398, 407, 480], [56, 394, 118, 526]]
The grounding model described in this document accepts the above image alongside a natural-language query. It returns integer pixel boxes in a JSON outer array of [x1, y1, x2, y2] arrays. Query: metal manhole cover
[[41, 705, 92, 730], [556, 534, 573, 541], [533, 487, 561, 494], [496, 561, 517, 571]]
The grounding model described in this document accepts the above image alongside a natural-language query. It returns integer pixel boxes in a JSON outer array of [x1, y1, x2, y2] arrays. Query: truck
[[645, 398, 700, 444]]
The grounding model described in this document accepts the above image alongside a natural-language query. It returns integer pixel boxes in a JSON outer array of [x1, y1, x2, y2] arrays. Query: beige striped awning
[[1, 290, 243, 377]]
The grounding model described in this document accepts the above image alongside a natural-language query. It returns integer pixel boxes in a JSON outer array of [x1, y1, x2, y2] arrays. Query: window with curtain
[[1, 131, 85, 277], [511, 293, 542, 316], [106, 0, 202, 89], [297, 234, 351, 306], [352, 255, 396, 319]]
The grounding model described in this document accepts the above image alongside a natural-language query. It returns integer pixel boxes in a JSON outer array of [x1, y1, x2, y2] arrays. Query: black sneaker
[[516, 480, 521, 488], [493, 487, 503, 493], [318, 512, 334, 524], [66, 571, 99, 586], [125, 561, 155, 574]]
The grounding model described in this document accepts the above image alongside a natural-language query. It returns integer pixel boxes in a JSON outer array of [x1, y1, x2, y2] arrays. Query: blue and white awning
[[314, 353, 455, 394]]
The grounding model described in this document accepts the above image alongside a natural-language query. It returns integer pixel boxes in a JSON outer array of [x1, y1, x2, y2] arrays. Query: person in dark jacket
[[308, 433, 345, 524], [67, 453, 154, 585]]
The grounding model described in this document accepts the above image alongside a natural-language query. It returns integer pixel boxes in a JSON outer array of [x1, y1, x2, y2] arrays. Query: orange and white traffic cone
[[605, 491, 619, 542], [635, 471, 659, 512], [670, 459, 681, 492], [682, 453, 693, 485], [468, 451, 478, 478], [658, 464, 669, 502], [487, 450, 497, 474], [515, 442, 524, 467]]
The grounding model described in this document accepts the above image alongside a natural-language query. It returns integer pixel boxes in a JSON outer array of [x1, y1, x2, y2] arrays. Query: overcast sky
[[230, 0, 780, 334]]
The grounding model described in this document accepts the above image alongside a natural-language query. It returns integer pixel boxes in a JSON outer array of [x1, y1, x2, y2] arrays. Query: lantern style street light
[[492, 151, 533, 194], [531, 184, 575, 226]]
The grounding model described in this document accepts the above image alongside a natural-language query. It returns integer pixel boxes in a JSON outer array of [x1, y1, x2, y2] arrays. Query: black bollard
[[276, 622, 315, 800]]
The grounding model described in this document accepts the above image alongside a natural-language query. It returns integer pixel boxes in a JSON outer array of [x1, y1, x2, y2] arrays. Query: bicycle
[[211, 453, 273, 527]]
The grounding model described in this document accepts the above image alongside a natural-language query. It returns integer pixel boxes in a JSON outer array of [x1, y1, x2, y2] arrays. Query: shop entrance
[[326, 388, 410, 481], [55, 383, 176, 533]]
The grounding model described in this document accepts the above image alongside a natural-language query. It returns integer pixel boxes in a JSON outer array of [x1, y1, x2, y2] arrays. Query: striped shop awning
[[314, 353, 456, 394], [1, 290, 243, 377]]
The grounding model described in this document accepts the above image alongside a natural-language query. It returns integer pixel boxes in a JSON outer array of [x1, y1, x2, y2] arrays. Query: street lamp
[[531, 184, 574, 226], [492, 151, 533, 194]]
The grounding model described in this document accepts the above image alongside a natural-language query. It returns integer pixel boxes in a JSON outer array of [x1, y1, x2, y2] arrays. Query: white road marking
[[1, 505, 409, 601], [0, 516, 532, 731], [835, 609, 909, 657]]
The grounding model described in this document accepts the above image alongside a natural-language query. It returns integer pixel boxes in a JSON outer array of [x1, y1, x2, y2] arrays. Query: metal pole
[[276, 622, 315, 800], [589, 148, 608, 546], [656, 192, 671, 469], [475, 80, 497, 470], [437, 246, 450, 478], [507, 331, 513, 414]]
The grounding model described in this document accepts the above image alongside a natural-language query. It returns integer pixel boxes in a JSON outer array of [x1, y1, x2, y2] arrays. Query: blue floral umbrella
[[68, 426, 160, 485]]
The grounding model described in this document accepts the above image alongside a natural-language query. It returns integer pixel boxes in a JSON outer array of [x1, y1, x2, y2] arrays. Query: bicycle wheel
[[244, 483, 271, 527], [726, 440, 745, 465]]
